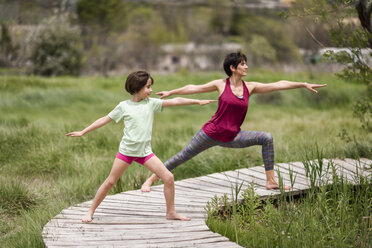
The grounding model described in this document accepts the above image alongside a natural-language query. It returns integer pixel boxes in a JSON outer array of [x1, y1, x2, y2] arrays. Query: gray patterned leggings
[[164, 129, 274, 171]]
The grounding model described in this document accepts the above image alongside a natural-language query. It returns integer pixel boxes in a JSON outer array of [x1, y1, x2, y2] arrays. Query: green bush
[[30, 16, 83, 76], [233, 15, 302, 64]]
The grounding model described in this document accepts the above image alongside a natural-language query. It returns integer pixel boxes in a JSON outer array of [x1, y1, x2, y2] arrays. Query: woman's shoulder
[[243, 81, 258, 95], [210, 78, 226, 89]]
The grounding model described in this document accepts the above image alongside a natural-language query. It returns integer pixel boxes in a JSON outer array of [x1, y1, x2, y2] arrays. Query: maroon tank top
[[202, 78, 249, 142]]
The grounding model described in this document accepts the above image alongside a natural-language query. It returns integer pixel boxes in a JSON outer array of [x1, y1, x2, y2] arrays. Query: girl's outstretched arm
[[162, 97, 217, 108], [156, 80, 220, 99], [249, 80, 327, 94], [66, 116, 112, 137]]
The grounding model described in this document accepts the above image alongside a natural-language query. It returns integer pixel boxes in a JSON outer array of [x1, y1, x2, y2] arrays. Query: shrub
[[30, 16, 83, 76]]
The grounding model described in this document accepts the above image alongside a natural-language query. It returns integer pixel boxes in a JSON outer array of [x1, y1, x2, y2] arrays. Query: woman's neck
[[229, 74, 242, 86]]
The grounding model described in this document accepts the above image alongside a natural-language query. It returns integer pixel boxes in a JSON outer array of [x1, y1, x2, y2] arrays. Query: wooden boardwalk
[[43, 158, 371, 247]]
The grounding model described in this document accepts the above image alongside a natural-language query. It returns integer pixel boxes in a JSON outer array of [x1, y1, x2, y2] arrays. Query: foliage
[[285, 0, 372, 131], [0, 22, 18, 67], [248, 35, 278, 65], [232, 14, 302, 63], [30, 15, 83, 76], [76, 0, 128, 34]]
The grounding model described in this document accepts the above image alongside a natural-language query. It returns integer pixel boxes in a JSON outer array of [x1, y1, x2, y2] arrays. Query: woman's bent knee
[[263, 132, 273, 144]]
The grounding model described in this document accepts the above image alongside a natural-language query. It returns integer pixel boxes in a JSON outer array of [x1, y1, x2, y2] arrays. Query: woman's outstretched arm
[[66, 116, 112, 137], [249, 80, 327, 94], [156, 80, 220, 99], [162, 97, 216, 108]]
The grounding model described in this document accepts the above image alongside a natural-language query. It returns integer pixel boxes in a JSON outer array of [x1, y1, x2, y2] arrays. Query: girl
[[141, 52, 327, 192], [66, 70, 215, 222]]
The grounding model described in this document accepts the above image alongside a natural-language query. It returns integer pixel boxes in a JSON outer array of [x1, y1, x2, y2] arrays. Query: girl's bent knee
[[104, 178, 117, 188], [162, 173, 174, 184]]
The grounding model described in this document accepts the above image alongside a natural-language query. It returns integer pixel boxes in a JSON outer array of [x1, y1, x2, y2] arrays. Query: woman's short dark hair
[[125, 71, 154, 95], [223, 52, 247, 76]]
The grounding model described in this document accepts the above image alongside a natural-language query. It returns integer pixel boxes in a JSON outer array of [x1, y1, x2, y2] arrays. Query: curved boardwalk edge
[[43, 158, 371, 247]]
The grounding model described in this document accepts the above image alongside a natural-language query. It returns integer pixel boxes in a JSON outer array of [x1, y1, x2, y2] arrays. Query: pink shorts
[[116, 152, 155, 165]]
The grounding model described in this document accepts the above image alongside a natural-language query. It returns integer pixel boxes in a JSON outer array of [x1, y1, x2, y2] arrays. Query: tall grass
[[206, 158, 372, 247], [0, 70, 370, 247]]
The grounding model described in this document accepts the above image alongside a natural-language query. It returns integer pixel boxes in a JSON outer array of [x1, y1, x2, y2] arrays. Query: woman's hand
[[156, 91, 171, 99], [304, 83, 327, 93], [198, 100, 217, 106], [65, 131, 84, 137]]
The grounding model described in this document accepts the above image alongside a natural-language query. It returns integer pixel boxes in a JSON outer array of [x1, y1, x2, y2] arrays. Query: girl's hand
[[199, 100, 217, 106], [304, 83, 327, 93], [65, 131, 84, 137], [156, 91, 171, 99]]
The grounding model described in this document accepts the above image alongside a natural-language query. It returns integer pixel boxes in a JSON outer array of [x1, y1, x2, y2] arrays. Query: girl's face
[[233, 60, 248, 76], [137, 78, 153, 99]]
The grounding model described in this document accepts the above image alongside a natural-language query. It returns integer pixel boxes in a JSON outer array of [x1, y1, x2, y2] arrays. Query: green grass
[[0, 70, 371, 247], [206, 159, 372, 247]]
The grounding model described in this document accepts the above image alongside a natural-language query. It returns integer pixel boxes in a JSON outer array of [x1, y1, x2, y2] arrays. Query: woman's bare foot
[[166, 212, 191, 221], [82, 213, 93, 223], [266, 181, 290, 190]]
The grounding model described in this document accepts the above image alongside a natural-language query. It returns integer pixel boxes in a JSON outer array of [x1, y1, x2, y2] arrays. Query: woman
[[141, 52, 326, 192]]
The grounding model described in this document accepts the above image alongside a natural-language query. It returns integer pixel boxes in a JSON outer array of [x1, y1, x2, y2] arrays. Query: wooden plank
[[151, 184, 226, 199], [323, 159, 361, 178], [199, 172, 280, 198], [331, 158, 370, 178], [275, 163, 312, 186], [344, 158, 371, 171], [44, 235, 239, 247], [118, 190, 210, 204], [288, 161, 335, 185], [45, 237, 241, 248], [43, 230, 219, 240], [59, 209, 204, 220], [238, 167, 308, 191], [43, 231, 226, 243], [43, 224, 210, 234], [174, 180, 233, 195], [289, 161, 358, 185], [359, 158, 372, 170], [181, 177, 237, 193], [101, 195, 206, 208]]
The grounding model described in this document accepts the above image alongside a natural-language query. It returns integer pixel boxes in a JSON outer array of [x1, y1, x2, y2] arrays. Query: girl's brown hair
[[125, 71, 154, 95]]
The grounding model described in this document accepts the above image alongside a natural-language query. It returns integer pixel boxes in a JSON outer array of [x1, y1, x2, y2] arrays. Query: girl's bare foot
[[82, 213, 93, 223], [266, 181, 290, 190], [166, 212, 191, 221], [141, 181, 151, 192]]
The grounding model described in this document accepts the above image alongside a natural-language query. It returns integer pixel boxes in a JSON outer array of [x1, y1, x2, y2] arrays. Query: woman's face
[[233, 60, 248, 76]]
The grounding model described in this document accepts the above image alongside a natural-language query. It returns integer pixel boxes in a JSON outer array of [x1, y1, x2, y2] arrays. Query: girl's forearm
[[162, 97, 216, 107], [167, 97, 200, 106], [81, 116, 111, 135]]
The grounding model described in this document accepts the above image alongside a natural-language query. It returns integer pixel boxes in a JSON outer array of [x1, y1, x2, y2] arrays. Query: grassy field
[[0, 70, 371, 247]]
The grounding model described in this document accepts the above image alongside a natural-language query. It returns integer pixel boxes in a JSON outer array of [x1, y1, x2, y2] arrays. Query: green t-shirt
[[108, 98, 163, 157]]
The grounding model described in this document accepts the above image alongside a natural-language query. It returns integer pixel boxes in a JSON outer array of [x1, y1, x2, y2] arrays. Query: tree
[[0, 22, 18, 67], [286, 0, 372, 131], [30, 15, 83, 76]]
